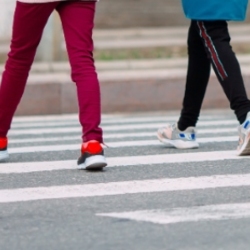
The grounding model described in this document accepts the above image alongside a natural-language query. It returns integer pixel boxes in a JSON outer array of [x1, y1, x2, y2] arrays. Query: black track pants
[[178, 20, 250, 130]]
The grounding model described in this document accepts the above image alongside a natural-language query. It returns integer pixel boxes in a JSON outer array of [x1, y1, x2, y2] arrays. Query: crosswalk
[[1, 111, 250, 228]]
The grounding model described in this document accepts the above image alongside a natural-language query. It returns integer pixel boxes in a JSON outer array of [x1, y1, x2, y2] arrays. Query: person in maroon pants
[[0, 0, 107, 170]]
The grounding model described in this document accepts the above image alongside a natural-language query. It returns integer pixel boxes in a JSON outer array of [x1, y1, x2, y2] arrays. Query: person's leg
[[0, 1, 57, 137], [57, 1, 103, 144], [178, 21, 211, 131], [196, 21, 250, 124], [157, 21, 210, 149], [57, 1, 106, 170]]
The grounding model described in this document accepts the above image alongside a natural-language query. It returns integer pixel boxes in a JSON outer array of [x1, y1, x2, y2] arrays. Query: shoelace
[[170, 123, 177, 131]]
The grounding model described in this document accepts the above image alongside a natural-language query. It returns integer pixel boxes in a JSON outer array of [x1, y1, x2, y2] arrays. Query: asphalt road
[[1, 110, 250, 250]]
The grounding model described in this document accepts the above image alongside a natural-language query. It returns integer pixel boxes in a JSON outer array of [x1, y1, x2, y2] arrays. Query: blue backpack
[[181, 0, 249, 21]]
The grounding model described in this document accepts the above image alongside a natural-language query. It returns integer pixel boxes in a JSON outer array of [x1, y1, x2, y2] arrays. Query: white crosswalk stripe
[[6, 129, 238, 144], [8, 121, 238, 136], [1, 111, 250, 227], [4, 136, 239, 154], [97, 203, 250, 225], [0, 150, 247, 174], [1, 173, 250, 203]]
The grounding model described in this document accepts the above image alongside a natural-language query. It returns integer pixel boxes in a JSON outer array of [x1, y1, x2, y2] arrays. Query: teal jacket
[[181, 0, 249, 21]]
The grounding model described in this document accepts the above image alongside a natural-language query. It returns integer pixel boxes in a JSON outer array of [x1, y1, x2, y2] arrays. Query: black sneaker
[[0, 137, 9, 162], [77, 140, 107, 170]]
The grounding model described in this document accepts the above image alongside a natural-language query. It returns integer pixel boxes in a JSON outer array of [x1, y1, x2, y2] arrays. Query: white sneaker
[[237, 112, 250, 156], [157, 123, 199, 149]]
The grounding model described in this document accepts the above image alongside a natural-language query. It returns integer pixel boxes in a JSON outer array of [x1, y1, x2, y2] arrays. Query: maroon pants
[[0, 1, 103, 143]]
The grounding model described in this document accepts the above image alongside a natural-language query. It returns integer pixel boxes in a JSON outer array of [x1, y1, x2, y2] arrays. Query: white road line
[[12, 113, 226, 123], [0, 150, 248, 174], [11, 118, 166, 128], [9, 136, 82, 144], [97, 203, 250, 225], [7, 137, 238, 154], [1, 174, 250, 203], [8, 129, 237, 144], [106, 136, 239, 147], [11, 117, 234, 128], [8, 121, 238, 136], [12, 121, 78, 128], [11, 117, 178, 128], [9, 127, 81, 135]]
